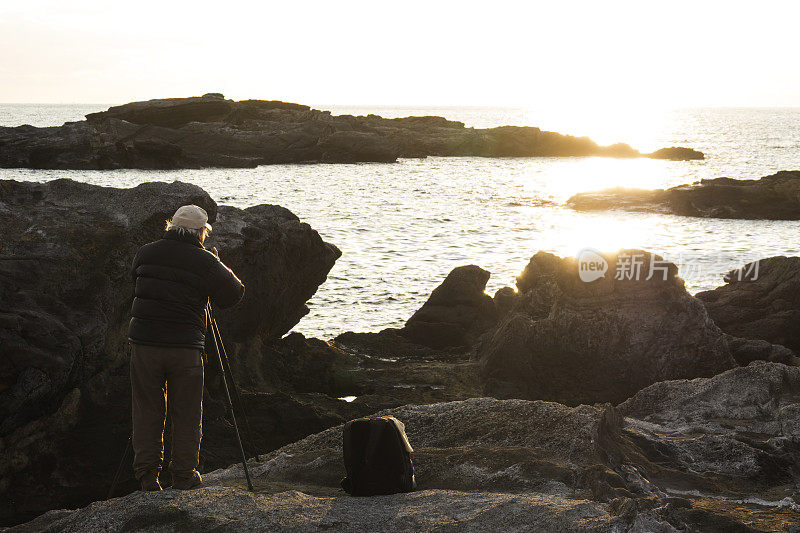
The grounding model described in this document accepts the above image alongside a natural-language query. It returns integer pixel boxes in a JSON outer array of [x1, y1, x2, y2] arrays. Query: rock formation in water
[[0, 178, 343, 524], [475, 250, 737, 405], [400, 265, 508, 349], [0, 93, 703, 169], [696, 256, 800, 355], [647, 146, 706, 160], [15, 362, 800, 532], [333, 265, 515, 356], [567, 170, 800, 220]]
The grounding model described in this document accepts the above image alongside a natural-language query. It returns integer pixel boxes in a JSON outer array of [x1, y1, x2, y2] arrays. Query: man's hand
[[211, 247, 219, 259]]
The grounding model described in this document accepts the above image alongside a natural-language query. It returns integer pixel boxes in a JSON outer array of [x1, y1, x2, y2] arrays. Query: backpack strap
[[363, 418, 387, 469], [342, 418, 378, 494]]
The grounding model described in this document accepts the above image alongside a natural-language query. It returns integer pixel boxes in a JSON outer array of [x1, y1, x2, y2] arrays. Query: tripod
[[206, 303, 255, 492], [206, 304, 261, 464]]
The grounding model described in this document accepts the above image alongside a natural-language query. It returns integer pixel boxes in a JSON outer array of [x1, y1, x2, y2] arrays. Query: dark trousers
[[130, 343, 204, 479]]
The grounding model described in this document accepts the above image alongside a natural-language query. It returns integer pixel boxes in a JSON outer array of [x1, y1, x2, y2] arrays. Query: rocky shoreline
[[12, 366, 800, 532], [0, 93, 703, 169], [567, 170, 800, 220], [2, 179, 799, 531]]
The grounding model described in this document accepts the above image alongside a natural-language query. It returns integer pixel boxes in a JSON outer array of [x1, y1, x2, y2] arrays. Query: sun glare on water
[[502, 103, 689, 258], [520, 157, 682, 203], [504, 104, 687, 200], [526, 207, 660, 260], [526, 102, 672, 148]]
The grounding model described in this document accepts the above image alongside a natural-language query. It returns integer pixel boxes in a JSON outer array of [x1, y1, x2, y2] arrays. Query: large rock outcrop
[[695, 256, 800, 355], [0, 94, 703, 169], [16, 363, 800, 532], [567, 170, 800, 220], [0, 178, 341, 525], [476, 250, 736, 405]]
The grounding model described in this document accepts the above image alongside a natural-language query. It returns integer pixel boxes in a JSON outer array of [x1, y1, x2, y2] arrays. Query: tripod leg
[[207, 307, 254, 492], [107, 435, 132, 499], [211, 317, 261, 462]]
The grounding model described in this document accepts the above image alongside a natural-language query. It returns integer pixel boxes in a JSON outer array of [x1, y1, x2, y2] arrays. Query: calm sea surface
[[1, 104, 799, 338]]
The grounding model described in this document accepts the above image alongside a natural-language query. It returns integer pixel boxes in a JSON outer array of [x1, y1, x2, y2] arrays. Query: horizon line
[[2, 101, 800, 111]]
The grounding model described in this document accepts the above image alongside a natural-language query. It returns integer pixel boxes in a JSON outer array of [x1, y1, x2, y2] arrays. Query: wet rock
[[724, 336, 798, 366], [696, 256, 800, 353], [333, 328, 484, 413], [334, 328, 440, 359], [0, 178, 339, 525], [401, 265, 500, 349], [198, 390, 380, 476], [0, 95, 703, 169], [476, 250, 736, 405], [568, 171, 800, 220]]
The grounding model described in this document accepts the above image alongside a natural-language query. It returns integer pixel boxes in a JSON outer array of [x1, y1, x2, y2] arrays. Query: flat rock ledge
[[11, 488, 643, 533]]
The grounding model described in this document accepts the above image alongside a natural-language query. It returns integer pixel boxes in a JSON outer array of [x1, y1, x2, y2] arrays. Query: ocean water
[[1, 104, 799, 339]]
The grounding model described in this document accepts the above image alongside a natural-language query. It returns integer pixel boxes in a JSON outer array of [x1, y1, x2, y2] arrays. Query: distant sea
[[1, 103, 799, 339]]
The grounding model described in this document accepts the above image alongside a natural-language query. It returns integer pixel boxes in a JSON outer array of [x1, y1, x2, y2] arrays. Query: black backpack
[[341, 416, 416, 496]]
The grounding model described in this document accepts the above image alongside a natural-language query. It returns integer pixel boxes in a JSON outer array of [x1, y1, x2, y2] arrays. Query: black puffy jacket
[[128, 230, 245, 348]]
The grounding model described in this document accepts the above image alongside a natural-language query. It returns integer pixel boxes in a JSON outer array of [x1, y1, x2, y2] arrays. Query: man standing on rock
[[128, 205, 245, 491]]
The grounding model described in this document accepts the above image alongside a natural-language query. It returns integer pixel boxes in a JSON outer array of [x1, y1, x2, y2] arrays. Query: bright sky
[[1, 0, 798, 107]]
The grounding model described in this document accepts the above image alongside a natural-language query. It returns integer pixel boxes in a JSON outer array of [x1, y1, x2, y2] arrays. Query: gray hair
[[165, 219, 209, 242]]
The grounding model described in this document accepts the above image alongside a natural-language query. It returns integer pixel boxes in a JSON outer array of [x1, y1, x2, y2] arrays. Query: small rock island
[[567, 170, 800, 220], [0, 93, 703, 169]]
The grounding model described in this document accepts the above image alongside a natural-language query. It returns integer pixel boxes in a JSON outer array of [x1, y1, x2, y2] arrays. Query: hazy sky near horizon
[[1, 0, 798, 108]]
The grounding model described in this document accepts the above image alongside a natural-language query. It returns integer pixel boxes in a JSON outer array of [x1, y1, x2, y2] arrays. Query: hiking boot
[[140, 471, 162, 492], [171, 470, 202, 490]]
